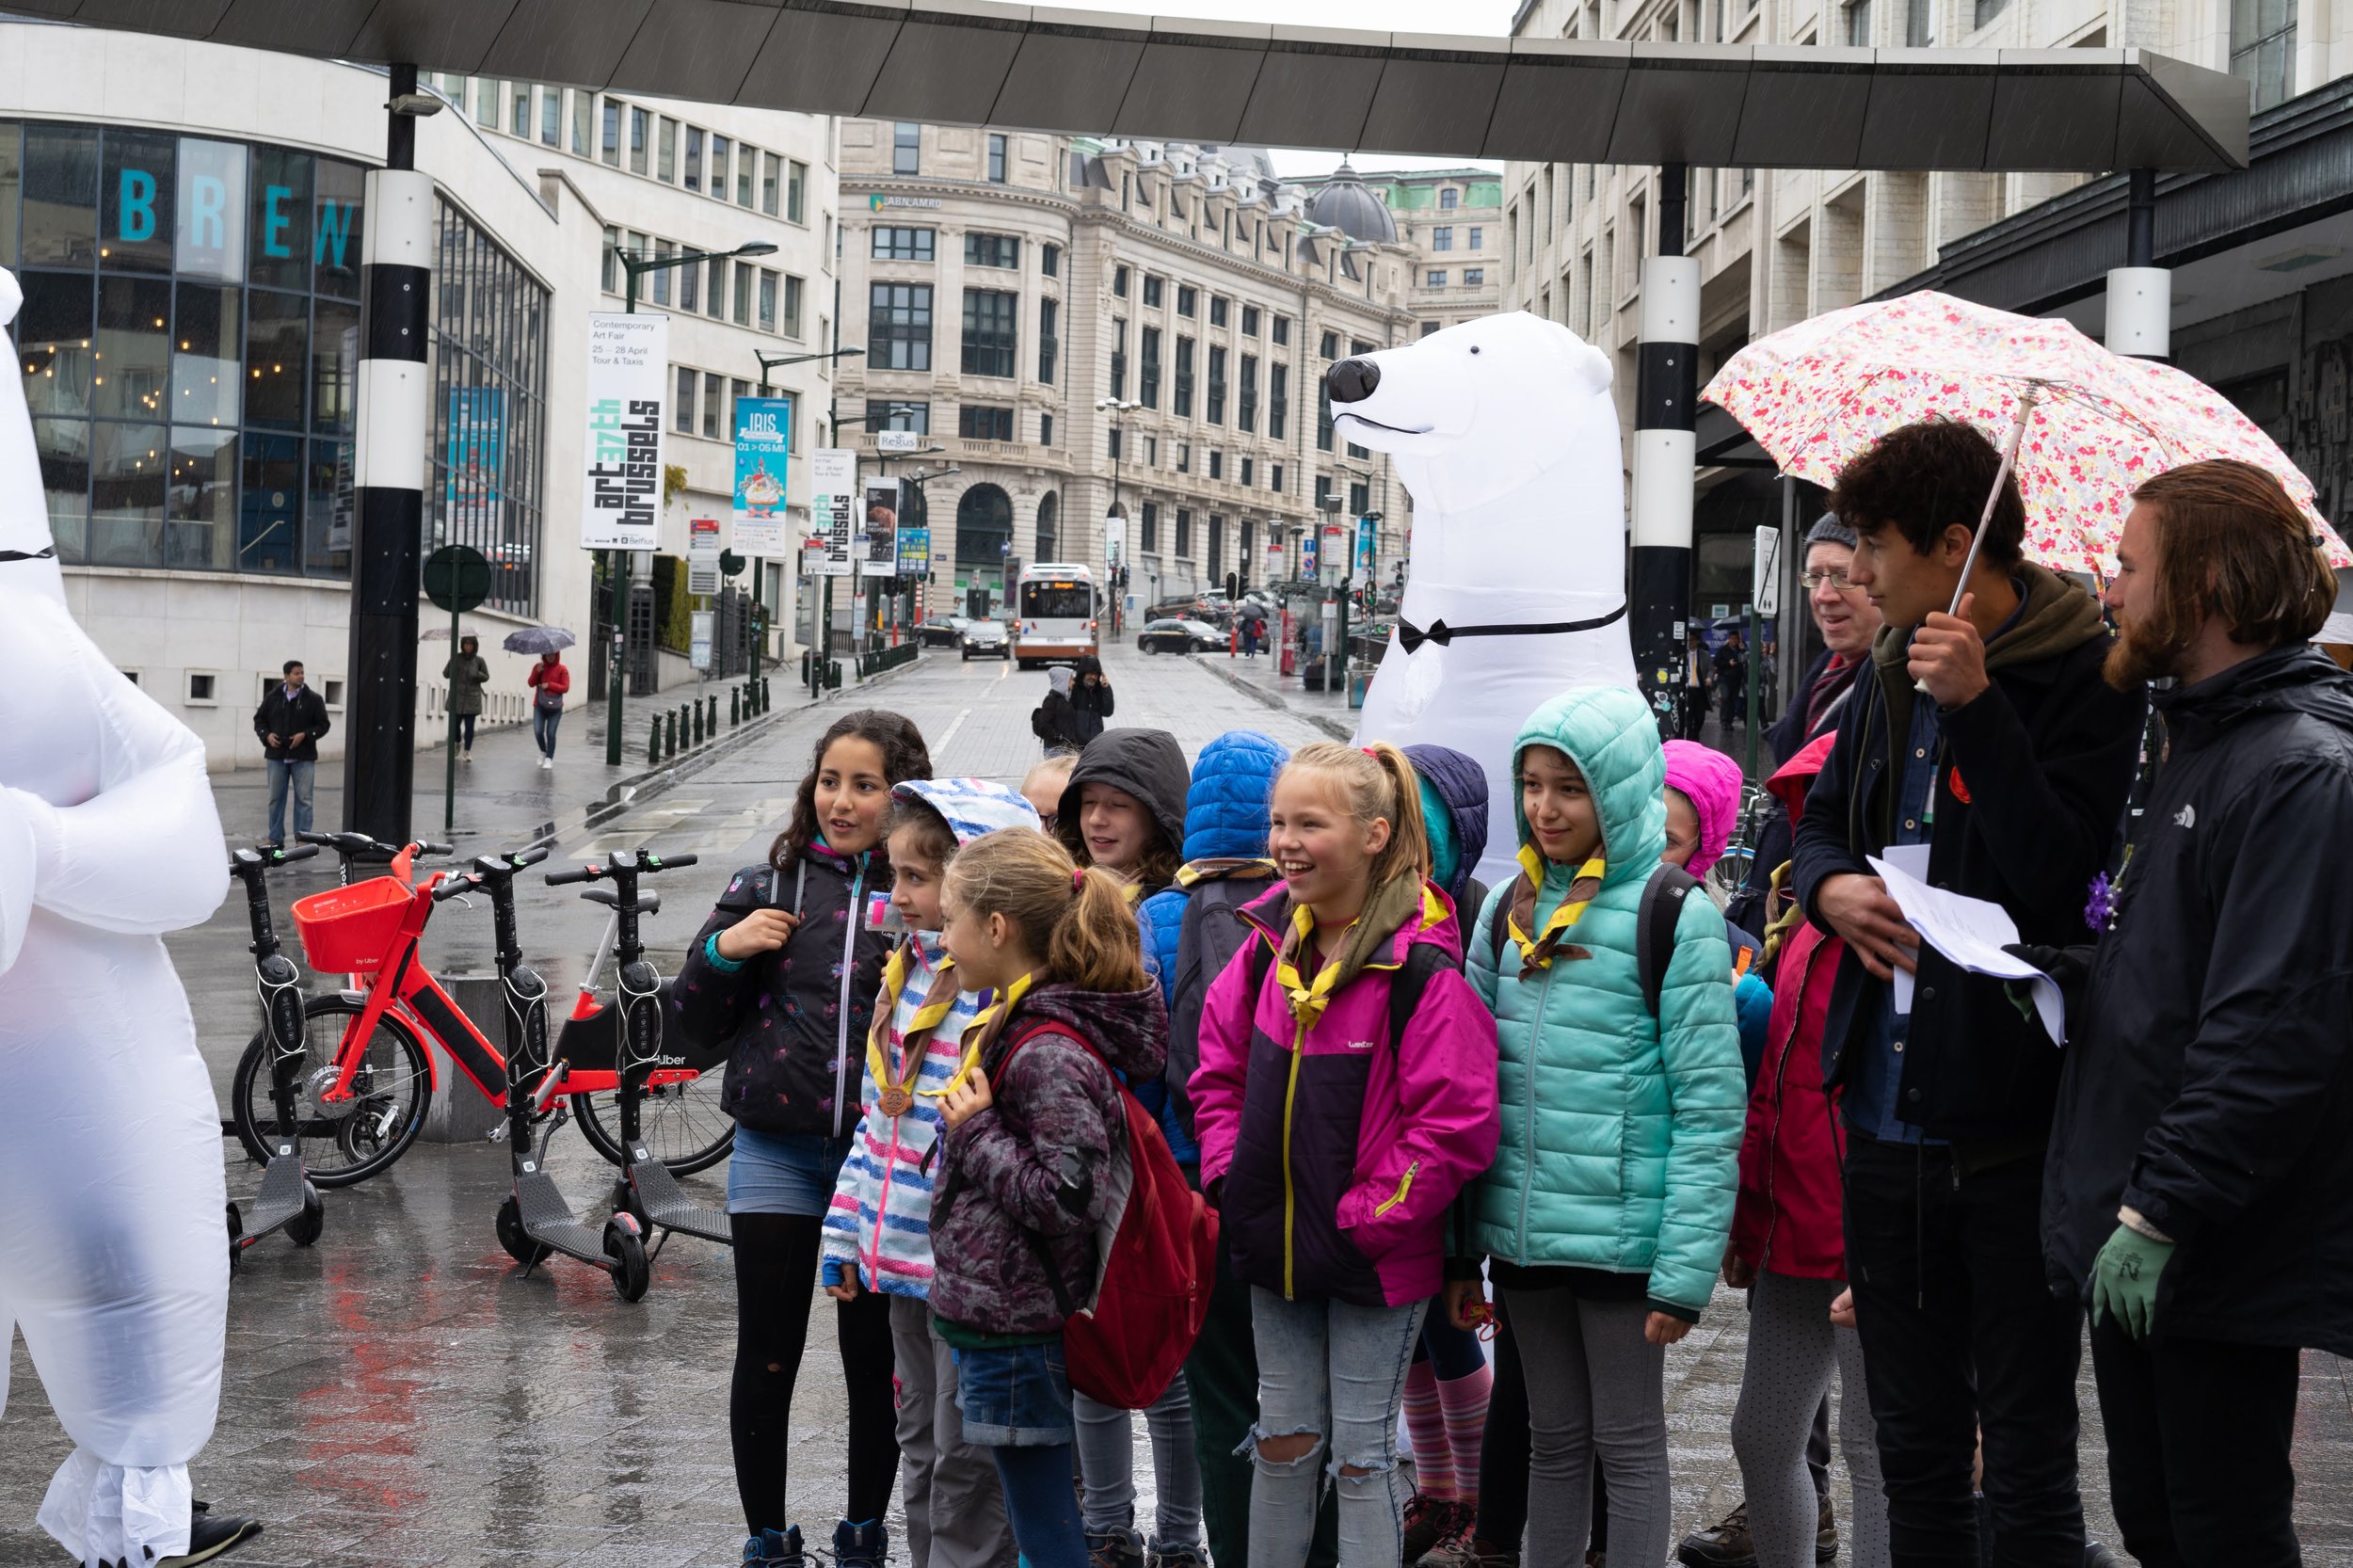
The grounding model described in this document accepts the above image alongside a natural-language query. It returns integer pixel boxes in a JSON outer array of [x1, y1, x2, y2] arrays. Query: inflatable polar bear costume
[[1334, 312, 1638, 888], [0, 267, 232, 1564]]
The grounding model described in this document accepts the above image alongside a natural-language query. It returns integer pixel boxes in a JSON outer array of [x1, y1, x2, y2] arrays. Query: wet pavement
[[5, 640, 2351, 1565]]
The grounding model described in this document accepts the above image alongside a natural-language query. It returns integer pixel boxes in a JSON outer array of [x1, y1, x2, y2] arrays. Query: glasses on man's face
[[1801, 569, 1858, 592]]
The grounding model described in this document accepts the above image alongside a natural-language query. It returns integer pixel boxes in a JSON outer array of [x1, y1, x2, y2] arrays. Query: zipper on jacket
[[1281, 1015, 1307, 1300], [1515, 960, 1559, 1265], [833, 859, 866, 1137], [1373, 1160, 1420, 1219]]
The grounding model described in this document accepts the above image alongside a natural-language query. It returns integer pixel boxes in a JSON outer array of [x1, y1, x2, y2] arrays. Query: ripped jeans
[[1245, 1288, 1429, 1568]]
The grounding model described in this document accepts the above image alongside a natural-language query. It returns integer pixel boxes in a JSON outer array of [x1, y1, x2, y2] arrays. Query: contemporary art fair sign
[[808, 449, 857, 577], [583, 312, 666, 551], [733, 395, 792, 555]]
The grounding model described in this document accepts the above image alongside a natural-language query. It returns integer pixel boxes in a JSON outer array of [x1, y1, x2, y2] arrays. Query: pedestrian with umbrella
[[442, 633, 488, 765], [506, 627, 575, 771]]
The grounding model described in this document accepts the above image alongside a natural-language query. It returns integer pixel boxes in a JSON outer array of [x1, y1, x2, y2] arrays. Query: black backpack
[[1164, 870, 1282, 1142], [1484, 861, 1703, 1017]]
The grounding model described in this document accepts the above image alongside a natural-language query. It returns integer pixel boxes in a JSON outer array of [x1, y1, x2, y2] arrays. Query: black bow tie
[[0, 547, 56, 564], [1396, 602, 1627, 655]]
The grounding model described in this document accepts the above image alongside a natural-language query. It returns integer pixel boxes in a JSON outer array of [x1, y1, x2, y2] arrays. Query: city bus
[[1014, 563, 1100, 669]]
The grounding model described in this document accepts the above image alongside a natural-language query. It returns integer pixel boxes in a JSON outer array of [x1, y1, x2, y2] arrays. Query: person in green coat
[[1442, 684, 1744, 1568], [441, 633, 489, 762]]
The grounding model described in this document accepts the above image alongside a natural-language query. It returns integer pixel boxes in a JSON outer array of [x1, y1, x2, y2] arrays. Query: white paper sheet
[[1881, 844, 1930, 1016], [1868, 853, 2067, 1045]]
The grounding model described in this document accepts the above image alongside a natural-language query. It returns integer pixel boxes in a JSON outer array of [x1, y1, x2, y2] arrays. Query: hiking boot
[[1675, 1501, 1756, 1568], [833, 1519, 888, 1568], [1402, 1496, 1477, 1566], [1089, 1525, 1145, 1568], [1146, 1539, 1209, 1568], [161, 1502, 263, 1566], [744, 1525, 807, 1568], [1417, 1529, 1518, 1568], [1817, 1497, 1837, 1563]]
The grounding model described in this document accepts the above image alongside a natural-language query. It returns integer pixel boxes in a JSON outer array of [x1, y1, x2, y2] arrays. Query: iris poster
[[732, 395, 792, 554], [583, 312, 666, 551]]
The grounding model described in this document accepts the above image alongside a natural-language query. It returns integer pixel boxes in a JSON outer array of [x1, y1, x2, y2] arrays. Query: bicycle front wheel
[[232, 995, 435, 1189], [569, 1072, 735, 1176]]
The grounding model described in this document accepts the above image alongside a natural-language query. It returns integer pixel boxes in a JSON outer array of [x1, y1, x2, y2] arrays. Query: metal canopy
[[5, 0, 2251, 171]]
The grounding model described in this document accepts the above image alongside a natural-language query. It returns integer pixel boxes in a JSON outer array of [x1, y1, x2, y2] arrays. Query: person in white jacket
[[0, 265, 252, 1566]]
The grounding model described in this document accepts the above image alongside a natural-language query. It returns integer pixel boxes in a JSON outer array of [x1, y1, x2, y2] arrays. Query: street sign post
[[423, 544, 490, 834]]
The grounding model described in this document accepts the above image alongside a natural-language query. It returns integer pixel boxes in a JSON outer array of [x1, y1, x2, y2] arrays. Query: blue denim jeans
[[992, 1442, 1088, 1568], [264, 759, 313, 845], [955, 1339, 1074, 1447], [532, 705, 562, 757], [1246, 1289, 1427, 1568]]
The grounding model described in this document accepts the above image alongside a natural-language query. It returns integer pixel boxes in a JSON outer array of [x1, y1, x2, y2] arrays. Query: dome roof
[[1306, 164, 1396, 244]]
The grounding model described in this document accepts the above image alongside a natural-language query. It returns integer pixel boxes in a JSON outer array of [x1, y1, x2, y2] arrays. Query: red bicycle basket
[[292, 877, 413, 972]]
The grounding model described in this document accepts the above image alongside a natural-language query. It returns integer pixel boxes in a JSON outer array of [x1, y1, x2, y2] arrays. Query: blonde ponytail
[[944, 829, 1145, 994]]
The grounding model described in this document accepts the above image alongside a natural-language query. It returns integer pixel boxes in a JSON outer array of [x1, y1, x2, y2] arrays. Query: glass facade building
[[3, 121, 548, 613]]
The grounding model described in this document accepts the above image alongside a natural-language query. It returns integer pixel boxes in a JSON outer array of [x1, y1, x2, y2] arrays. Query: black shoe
[[161, 1502, 262, 1566], [1088, 1525, 1145, 1568], [834, 1518, 888, 1568], [1817, 1497, 1837, 1564], [1675, 1502, 1756, 1568], [1402, 1496, 1477, 1567]]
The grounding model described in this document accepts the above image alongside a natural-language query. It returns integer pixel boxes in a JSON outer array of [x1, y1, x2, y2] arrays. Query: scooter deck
[[514, 1167, 617, 1266], [629, 1155, 732, 1245], [240, 1153, 308, 1244]]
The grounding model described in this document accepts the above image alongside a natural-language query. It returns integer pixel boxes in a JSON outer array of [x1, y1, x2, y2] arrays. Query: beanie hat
[[1805, 513, 1858, 551]]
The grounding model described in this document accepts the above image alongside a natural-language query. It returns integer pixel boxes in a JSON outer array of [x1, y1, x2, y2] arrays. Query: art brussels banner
[[861, 479, 902, 578], [583, 312, 666, 552], [808, 449, 856, 577], [732, 395, 792, 555]]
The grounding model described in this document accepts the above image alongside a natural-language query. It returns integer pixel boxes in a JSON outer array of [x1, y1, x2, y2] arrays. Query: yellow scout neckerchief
[[930, 968, 1037, 1099], [1505, 843, 1607, 981], [866, 935, 968, 1117], [1274, 902, 1354, 1032], [1273, 882, 1449, 1032]]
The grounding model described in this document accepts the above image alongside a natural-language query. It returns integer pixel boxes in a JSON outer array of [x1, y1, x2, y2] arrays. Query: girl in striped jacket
[[823, 777, 1039, 1568]]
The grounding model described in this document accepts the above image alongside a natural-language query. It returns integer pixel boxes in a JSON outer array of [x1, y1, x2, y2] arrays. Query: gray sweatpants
[[1503, 1287, 1671, 1568], [1731, 1272, 1889, 1568], [1074, 1378, 1205, 1545], [889, 1293, 1017, 1568]]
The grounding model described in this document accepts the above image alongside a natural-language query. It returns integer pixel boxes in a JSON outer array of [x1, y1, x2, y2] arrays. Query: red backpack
[[998, 1024, 1220, 1410]]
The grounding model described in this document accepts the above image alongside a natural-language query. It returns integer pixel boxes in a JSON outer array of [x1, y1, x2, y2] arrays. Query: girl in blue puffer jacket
[[1446, 687, 1744, 1568]]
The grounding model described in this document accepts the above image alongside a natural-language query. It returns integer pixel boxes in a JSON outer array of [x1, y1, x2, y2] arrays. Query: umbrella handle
[[1917, 382, 2043, 696]]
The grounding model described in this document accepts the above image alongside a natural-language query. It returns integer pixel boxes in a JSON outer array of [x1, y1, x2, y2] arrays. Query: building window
[[987, 133, 1007, 183], [1469, 225, 1484, 248], [1113, 264, 1129, 297], [601, 225, 621, 292], [1177, 285, 1197, 317], [512, 85, 531, 139], [737, 147, 756, 206], [1320, 329, 1339, 359], [1207, 345, 1227, 424], [964, 232, 1020, 268], [675, 365, 696, 434], [1317, 381, 1335, 452], [710, 135, 729, 197], [1140, 327, 1162, 408], [1209, 450, 1224, 480], [1972, 0, 2009, 23], [1845, 0, 1872, 43], [601, 98, 621, 165], [1270, 463, 1284, 493], [1108, 426, 1122, 461], [1273, 314, 1290, 346], [1241, 456, 1255, 487], [650, 239, 675, 306], [703, 372, 724, 439], [680, 251, 699, 312], [1040, 411, 1053, 446], [1111, 319, 1128, 398], [1269, 362, 1289, 440], [787, 159, 807, 223], [1350, 480, 1370, 515], [656, 117, 677, 182], [630, 106, 649, 174], [2232, 0, 2297, 108], [754, 269, 776, 332], [542, 89, 563, 147], [1907, 0, 1934, 43], [1176, 443, 1192, 474], [783, 275, 804, 338], [682, 125, 703, 190], [1432, 226, 1454, 252], [1440, 186, 1460, 209], [873, 227, 935, 261], [1042, 244, 1060, 278], [1241, 305, 1260, 337], [1207, 514, 1224, 577], [1141, 501, 1158, 552], [894, 121, 920, 175], [1175, 507, 1192, 556], [1428, 269, 1448, 286], [869, 282, 934, 371], [959, 405, 1015, 440], [961, 289, 1018, 378], [708, 257, 728, 318], [1145, 436, 1158, 466], [761, 152, 781, 216], [1210, 296, 1228, 327], [867, 398, 930, 435], [1175, 337, 1195, 418], [1465, 268, 1485, 285], [1238, 354, 1257, 433], [1038, 297, 1059, 384], [1144, 274, 1163, 308]]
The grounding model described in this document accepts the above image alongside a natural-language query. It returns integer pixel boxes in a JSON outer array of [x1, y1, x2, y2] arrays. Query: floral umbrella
[[1701, 291, 2350, 577]]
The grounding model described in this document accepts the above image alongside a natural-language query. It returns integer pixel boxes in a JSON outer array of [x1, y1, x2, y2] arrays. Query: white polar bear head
[[1326, 312, 1617, 517], [0, 267, 65, 606]]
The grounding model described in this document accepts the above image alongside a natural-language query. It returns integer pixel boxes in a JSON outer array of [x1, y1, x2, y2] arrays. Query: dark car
[[1138, 616, 1224, 654], [960, 618, 1010, 661], [919, 616, 969, 647]]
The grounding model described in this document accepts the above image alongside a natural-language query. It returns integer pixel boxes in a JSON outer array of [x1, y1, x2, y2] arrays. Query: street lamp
[[600, 238, 778, 764], [1096, 397, 1141, 634]]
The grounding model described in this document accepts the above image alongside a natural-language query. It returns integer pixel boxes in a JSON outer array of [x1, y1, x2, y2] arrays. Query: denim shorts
[[726, 1127, 851, 1216], [953, 1338, 1074, 1447]]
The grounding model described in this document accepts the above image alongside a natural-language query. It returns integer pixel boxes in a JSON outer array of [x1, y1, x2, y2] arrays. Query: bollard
[[664, 709, 677, 758], [694, 698, 705, 744], [708, 695, 718, 734], [730, 687, 741, 727], [761, 676, 771, 712], [648, 719, 661, 767]]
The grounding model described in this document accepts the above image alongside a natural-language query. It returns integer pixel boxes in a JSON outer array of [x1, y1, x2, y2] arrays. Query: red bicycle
[[228, 831, 733, 1188]]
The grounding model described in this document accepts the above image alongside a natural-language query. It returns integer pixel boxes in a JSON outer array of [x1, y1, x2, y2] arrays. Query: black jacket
[[1071, 655, 1114, 744], [1032, 691, 1087, 753], [254, 681, 330, 761], [1793, 564, 2141, 1144], [671, 844, 889, 1138], [1055, 727, 1190, 896], [2043, 646, 2353, 1355]]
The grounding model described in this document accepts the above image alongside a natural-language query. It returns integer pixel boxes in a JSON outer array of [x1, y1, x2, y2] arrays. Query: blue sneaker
[[744, 1525, 807, 1568], [834, 1518, 889, 1568]]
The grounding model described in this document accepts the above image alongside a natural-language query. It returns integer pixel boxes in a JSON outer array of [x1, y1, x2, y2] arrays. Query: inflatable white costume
[[0, 267, 232, 1564], [1334, 312, 1638, 887]]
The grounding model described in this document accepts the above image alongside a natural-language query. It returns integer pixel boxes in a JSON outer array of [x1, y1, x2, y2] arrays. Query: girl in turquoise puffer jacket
[[1445, 685, 1745, 1568]]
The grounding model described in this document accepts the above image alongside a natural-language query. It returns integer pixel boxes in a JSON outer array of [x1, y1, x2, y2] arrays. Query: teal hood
[[1511, 685, 1669, 885]]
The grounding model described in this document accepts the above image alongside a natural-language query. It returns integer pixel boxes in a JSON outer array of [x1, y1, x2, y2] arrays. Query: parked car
[[960, 619, 1010, 660], [1138, 616, 1225, 654], [919, 616, 970, 647]]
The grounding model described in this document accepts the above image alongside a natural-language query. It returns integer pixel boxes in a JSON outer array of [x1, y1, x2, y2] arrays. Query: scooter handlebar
[[431, 872, 480, 904], [276, 843, 321, 865], [640, 852, 697, 872], [545, 863, 600, 887]]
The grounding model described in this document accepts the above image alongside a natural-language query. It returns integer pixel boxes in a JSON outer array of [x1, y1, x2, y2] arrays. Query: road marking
[[934, 707, 972, 760], [997, 660, 1009, 682]]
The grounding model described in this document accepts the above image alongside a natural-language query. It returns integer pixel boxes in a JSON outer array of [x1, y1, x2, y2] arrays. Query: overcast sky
[[1072, 0, 1517, 177]]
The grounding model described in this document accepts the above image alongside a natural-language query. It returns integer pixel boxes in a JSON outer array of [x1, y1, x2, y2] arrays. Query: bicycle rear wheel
[[232, 995, 434, 1188], [569, 1073, 735, 1176]]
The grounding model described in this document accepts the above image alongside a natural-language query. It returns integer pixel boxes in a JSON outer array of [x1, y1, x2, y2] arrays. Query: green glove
[[2089, 1223, 2175, 1339]]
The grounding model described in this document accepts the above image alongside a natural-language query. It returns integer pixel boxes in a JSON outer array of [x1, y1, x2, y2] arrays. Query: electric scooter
[[226, 841, 327, 1270], [433, 843, 655, 1302], [543, 849, 733, 1260]]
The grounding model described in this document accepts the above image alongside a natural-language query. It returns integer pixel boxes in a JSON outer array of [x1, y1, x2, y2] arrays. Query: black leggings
[[729, 1211, 901, 1534]]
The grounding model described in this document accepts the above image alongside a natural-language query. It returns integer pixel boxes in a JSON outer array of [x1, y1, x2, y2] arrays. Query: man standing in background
[[253, 659, 328, 848]]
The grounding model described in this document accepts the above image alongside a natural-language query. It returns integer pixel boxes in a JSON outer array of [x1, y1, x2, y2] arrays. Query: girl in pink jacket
[[1190, 741, 1500, 1568]]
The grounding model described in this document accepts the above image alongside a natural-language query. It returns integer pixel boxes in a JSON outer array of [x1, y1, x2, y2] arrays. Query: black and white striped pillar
[[342, 62, 432, 842], [1631, 163, 1698, 740], [2105, 168, 2169, 360]]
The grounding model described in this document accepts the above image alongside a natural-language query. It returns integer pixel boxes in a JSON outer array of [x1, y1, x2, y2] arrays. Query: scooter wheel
[[286, 1181, 326, 1247], [603, 1220, 650, 1303], [497, 1194, 553, 1267], [226, 1202, 244, 1272]]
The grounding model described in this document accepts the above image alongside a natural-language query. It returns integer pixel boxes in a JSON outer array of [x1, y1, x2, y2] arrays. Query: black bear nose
[[1326, 358, 1381, 404]]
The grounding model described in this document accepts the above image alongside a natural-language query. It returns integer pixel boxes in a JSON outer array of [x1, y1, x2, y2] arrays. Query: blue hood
[[1181, 730, 1290, 860], [1404, 744, 1490, 904]]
